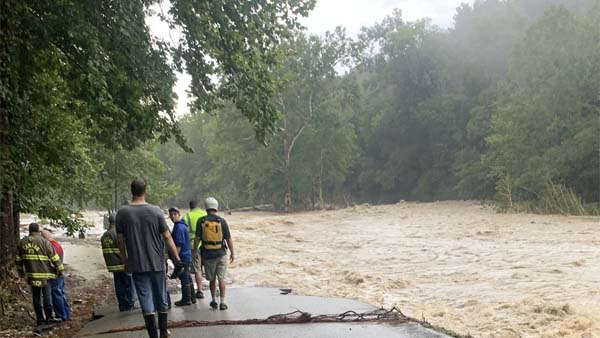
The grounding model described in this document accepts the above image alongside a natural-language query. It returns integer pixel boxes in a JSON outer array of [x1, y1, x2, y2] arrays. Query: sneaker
[[209, 301, 218, 309], [219, 303, 228, 311], [196, 291, 204, 299]]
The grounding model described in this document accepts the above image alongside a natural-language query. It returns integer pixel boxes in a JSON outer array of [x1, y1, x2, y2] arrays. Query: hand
[[169, 261, 185, 279], [229, 253, 235, 264]]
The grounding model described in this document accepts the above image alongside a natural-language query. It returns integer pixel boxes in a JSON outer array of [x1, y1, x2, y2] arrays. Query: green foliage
[[486, 4, 600, 205], [157, 1, 598, 213], [2, 0, 314, 236]]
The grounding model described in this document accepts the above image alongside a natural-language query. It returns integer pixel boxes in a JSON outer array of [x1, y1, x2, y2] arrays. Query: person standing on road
[[41, 229, 71, 321], [16, 223, 64, 328], [116, 179, 182, 338], [168, 207, 194, 306], [192, 197, 234, 310], [101, 214, 136, 312], [183, 199, 207, 299]]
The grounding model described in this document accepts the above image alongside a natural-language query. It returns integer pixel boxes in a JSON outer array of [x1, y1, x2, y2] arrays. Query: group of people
[[16, 178, 234, 338], [102, 179, 235, 338], [16, 224, 71, 330]]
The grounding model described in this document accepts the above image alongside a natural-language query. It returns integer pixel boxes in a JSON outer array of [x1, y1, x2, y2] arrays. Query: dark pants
[[113, 272, 136, 312], [49, 276, 71, 320], [132, 271, 168, 316], [179, 263, 192, 286], [31, 284, 53, 324]]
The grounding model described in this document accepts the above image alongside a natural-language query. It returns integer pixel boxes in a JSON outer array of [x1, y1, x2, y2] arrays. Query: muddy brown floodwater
[[224, 201, 600, 338]]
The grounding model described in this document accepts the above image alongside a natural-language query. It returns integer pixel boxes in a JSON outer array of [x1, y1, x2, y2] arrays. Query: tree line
[[158, 0, 599, 214]]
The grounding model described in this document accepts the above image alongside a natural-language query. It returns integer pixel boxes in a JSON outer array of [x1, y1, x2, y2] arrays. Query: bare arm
[[117, 233, 128, 269], [226, 238, 234, 263], [192, 237, 200, 256], [162, 230, 181, 264]]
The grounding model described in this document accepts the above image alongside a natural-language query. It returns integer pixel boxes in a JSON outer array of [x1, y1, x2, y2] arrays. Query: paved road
[[76, 288, 449, 337]]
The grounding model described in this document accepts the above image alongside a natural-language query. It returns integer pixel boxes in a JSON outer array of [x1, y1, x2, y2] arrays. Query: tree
[[0, 0, 314, 284], [486, 4, 600, 205]]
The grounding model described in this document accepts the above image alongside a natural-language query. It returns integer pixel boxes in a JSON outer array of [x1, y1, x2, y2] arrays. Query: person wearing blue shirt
[[168, 207, 194, 306]]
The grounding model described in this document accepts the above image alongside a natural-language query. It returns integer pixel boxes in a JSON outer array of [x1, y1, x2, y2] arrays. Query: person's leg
[[113, 272, 130, 311], [203, 258, 218, 309], [41, 283, 57, 322], [216, 256, 228, 310], [192, 251, 204, 299], [175, 263, 192, 306], [150, 271, 169, 337], [31, 285, 44, 325], [58, 276, 71, 320], [51, 276, 70, 320], [126, 273, 137, 309], [133, 272, 158, 338]]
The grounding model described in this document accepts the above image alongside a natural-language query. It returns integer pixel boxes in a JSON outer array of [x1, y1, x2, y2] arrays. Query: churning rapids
[[227, 201, 599, 337]]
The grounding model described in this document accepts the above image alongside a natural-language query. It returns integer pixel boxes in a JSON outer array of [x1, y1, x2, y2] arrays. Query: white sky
[[148, 0, 473, 117]]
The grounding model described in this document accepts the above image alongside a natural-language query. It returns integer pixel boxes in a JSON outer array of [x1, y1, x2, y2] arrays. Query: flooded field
[[225, 201, 600, 337]]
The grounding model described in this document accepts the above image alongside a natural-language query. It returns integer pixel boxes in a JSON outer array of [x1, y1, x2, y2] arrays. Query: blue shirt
[[171, 220, 192, 263]]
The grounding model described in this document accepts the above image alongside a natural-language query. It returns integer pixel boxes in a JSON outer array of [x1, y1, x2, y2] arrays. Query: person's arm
[[223, 220, 234, 263], [117, 233, 128, 270], [158, 209, 180, 263], [172, 226, 183, 254], [226, 238, 234, 263], [115, 212, 129, 270], [162, 230, 181, 264], [46, 240, 64, 275], [192, 218, 202, 256]]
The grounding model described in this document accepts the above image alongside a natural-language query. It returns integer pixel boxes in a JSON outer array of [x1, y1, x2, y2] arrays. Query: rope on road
[[87, 307, 415, 336]]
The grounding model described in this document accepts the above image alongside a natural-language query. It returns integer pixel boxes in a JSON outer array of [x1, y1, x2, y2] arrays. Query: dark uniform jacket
[[101, 228, 125, 272], [16, 233, 64, 287]]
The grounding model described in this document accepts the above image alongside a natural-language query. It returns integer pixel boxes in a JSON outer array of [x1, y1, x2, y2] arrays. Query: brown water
[[225, 201, 600, 337]]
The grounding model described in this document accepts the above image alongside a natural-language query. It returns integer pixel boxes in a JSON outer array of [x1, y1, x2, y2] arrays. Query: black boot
[[143, 314, 158, 338], [190, 283, 196, 304], [43, 306, 61, 324], [175, 285, 192, 306], [158, 312, 170, 338]]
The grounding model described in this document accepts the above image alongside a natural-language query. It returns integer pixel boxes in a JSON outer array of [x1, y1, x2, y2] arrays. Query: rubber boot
[[143, 314, 158, 338], [190, 283, 196, 304], [158, 312, 170, 338], [174, 285, 192, 306], [43, 306, 61, 324]]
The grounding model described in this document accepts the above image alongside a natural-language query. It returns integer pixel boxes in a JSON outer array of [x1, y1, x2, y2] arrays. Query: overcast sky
[[150, 0, 473, 117]]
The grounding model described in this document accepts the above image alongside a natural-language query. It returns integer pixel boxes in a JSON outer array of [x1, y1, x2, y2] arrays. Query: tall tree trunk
[[318, 148, 324, 209], [0, 0, 19, 282]]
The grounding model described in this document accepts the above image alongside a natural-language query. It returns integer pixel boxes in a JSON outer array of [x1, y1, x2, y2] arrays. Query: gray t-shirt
[[116, 203, 168, 273]]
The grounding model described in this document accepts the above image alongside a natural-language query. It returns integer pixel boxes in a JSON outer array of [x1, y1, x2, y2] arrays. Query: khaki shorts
[[191, 250, 202, 274], [203, 255, 227, 281]]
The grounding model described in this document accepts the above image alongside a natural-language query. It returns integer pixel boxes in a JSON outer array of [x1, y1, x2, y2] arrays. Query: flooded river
[[225, 201, 600, 337]]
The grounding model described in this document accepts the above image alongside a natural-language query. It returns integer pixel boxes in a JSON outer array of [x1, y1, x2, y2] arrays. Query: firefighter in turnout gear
[[101, 214, 136, 311], [16, 223, 64, 327]]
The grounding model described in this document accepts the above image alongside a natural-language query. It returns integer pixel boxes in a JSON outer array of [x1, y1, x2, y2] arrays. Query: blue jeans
[[113, 272, 136, 312], [49, 276, 71, 321], [179, 263, 192, 286], [132, 271, 168, 315]]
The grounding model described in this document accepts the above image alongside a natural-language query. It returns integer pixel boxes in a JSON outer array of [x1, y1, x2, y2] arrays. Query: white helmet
[[204, 197, 219, 211]]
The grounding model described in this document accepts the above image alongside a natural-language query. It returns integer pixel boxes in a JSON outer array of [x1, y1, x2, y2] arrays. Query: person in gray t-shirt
[[116, 179, 181, 338]]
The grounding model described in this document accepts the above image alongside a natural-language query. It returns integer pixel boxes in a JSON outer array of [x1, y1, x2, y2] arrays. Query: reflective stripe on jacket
[[183, 208, 207, 249], [101, 228, 125, 272], [16, 233, 63, 286]]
